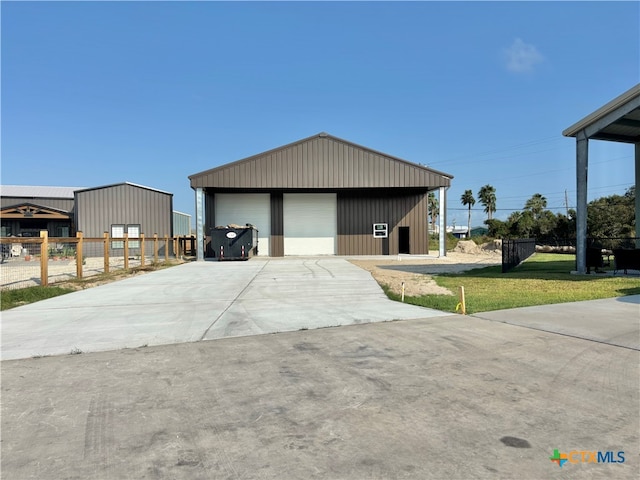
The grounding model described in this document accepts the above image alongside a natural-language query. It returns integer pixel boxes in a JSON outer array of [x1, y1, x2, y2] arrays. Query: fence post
[[103, 232, 110, 274], [76, 231, 84, 279], [124, 233, 129, 270], [40, 230, 49, 286], [164, 235, 169, 261], [154, 233, 158, 264], [140, 233, 145, 267]]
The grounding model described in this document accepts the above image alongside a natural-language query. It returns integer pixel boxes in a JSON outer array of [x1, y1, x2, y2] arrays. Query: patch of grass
[[386, 253, 640, 314], [1, 285, 75, 311]]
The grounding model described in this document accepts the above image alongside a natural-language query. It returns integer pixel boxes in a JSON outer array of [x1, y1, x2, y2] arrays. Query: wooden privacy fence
[[0, 231, 196, 288]]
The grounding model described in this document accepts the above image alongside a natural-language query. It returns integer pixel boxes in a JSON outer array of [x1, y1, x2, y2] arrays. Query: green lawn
[[1, 286, 75, 311], [384, 253, 640, 314]]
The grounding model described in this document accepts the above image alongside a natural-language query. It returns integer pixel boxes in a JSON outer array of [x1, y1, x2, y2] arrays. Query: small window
[[111, 224, 125, 249], [128, 224, 140, 248]]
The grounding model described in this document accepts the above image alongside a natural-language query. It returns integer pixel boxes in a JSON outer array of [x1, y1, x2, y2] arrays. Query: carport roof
[[563, 83, 640, 143], [189, 132, 453, 190]]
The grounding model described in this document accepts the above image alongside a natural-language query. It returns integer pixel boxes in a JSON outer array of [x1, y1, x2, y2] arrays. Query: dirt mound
[[454, 240, 481, 254]]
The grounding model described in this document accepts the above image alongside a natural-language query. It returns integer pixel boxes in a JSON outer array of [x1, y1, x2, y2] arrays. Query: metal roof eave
[[562, 84, 640, 142]]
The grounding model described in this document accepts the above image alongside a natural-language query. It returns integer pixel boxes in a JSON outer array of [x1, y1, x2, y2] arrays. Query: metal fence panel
[[502, 238, 536, 273]]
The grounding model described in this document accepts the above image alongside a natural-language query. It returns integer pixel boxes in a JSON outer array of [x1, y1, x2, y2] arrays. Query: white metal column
[[195, 188, 204, 261]]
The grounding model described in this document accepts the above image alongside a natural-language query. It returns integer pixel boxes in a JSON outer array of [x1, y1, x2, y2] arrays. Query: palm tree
[[460, 190, 475, 238], [478, 184, 497, 221], [427, 192, 439, 234], [524, 193, 547, 221]]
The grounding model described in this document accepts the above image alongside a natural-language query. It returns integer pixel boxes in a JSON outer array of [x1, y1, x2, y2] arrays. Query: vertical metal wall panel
[[189, 133, 452, 190], [337, 191, 428, 255], [173, 212, 192, 236], [270, 193, 284, 257], [1, 196, 75, 211], [75, 184, 172, 256]]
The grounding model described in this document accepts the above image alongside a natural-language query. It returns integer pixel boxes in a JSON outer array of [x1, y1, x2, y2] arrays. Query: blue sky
[[2, 1, 638, 228]]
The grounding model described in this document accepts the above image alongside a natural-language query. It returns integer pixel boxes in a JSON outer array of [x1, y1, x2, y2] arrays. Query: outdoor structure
[[563, 84, 640, 274], [173, 211, 192, 236], [74, 182, 173, 256], [2, 182, 176, 256], [0, 185, 83, 238], [189, 132, 453, 259]]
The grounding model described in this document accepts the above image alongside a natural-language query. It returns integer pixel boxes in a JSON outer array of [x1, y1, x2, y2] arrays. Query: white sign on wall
[[373, 223, 388, 238]]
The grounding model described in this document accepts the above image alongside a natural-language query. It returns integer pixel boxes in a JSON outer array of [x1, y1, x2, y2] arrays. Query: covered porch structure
[[563, 84, 640, 274]]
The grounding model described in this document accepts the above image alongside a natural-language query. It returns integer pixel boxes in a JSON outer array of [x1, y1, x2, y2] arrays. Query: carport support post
[[576, 132, 589, 274], [636, 143, 640, 248], [195, 187, 204, 261], [438, 187, 447, 257]]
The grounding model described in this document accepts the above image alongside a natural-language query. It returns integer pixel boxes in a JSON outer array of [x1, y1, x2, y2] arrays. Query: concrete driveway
[[2, 301, 638, 479], [0, 258, 449, 360]]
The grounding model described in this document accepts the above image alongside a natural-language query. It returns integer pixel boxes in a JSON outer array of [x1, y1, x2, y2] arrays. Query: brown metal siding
[[75, 184, 172, 248], [1, 196, 74, 211], [270, 193, 284, 257], [337, 192, 429, 255], [190, 135, 452, 190]]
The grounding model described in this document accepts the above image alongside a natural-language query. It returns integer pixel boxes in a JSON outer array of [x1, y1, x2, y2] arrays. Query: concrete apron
[[0, 258, 449, 360]]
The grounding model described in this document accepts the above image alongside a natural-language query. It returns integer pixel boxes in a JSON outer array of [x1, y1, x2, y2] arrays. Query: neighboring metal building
[[173, 211, 192, 236], [75, 182, 173, 255], [2, 182, 176, 256], [189, 132, 453, 258], [0, 185, 85, 238]]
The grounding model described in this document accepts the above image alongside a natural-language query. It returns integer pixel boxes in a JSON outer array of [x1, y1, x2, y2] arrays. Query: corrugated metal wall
[[173, 211, 192, 236], [337, 191, 429, 255], [75, 184, 172, 256], [202, 189, 430, 257], [270, 193, 284, 257], [190, 135, 451, 190], [1, 196, 75, 211]]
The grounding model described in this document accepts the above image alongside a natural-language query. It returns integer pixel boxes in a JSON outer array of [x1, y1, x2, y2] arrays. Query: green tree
[[478, 184, 497, 220], [524, 193, 548, 221], [460, 190, 475, 238], [485, 219, 509, 238], [587, 188, 635, 240]]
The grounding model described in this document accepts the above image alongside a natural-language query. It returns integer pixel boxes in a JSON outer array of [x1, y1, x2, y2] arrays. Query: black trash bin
[[210, 225, 258, 261]]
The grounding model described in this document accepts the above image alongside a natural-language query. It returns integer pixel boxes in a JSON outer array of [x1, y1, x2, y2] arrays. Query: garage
[[214, 193, 270, 256], [283, 193, 336, 255], [189, 132, 453, 259]]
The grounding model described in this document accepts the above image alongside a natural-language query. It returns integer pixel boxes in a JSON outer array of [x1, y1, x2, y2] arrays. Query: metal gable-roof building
[[74, 182, 173, 243], [189, 132, 453, 259], [1, 183, 175, 257], [0, 185, 86, 237]]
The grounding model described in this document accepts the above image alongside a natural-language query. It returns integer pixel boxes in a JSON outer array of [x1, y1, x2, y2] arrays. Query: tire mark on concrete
[[314, 260, 336, 278], [83, 395, 114, 475]]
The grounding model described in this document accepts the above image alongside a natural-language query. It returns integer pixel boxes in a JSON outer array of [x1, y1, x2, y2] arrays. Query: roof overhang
[[0, 203, 72, 220], [563, 84, 640, 143]]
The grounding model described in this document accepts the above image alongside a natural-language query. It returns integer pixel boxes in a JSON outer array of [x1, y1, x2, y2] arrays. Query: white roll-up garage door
[[283, 193, 337, 255], [215, 193, 270, 256]]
